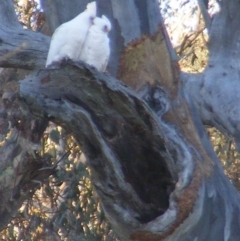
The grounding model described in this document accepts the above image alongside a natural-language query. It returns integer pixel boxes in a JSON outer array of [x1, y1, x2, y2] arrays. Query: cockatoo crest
[[86, 1, 97, 16], [78, 1, 97, 26]]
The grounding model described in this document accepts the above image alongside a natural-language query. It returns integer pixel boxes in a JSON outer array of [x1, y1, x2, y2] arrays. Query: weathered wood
[[0, 0, 20, 28], [18, 60, 240, 240], [1, 0, 240, 240], [0, 0, 48, 69], [0, 112, 52, 229], [0, 27, 49, 70], [184, 0, 240, 150], [18, 62, 179, 239]]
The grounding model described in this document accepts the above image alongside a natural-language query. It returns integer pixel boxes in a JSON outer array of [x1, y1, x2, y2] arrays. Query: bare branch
[[197, 0, 211, 30], [19, 61, 240, 240], [0, 27, 49, 70]]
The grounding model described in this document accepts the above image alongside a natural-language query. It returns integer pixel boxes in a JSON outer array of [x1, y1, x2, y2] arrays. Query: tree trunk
[[183, 0, 240, 150], [1, 0, 240, 240]]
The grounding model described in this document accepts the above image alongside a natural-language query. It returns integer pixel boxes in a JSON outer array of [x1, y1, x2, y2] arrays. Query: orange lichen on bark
[[118, 27, 214, 177], [118, 27, 179, 96], [131, 164, 203, 241]]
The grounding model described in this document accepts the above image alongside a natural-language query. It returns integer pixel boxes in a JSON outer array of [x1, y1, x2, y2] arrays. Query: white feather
[[79, 15, 111, 72], [46, 1, 97, 67]]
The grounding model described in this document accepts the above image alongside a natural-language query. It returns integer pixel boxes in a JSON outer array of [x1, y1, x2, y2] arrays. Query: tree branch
[[0, 120, 53, 229], [183, 0, 240, 150], [197, 0, 211, 30], [2, 0, 240, 239], [0, 0, 49, 70], [19, 61, 240, 240], [0, 26, 49, 70]]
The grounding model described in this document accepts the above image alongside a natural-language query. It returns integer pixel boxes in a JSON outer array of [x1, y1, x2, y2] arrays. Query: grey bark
[[0, 1, 49, 70], [0, 26, 49, 69], [19, 60, 240, 241], [0, 0, 20, 28], [184, 0, 240, 150], [0, 0, 240, 240]]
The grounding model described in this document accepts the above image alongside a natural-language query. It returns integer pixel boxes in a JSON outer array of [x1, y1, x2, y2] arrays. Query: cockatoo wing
[[46, 24, 72, 66], [100, 49, 110, 72], [45, 1, 97, 67], [80, 15, 111, 72], [46, 22, 88, 67]]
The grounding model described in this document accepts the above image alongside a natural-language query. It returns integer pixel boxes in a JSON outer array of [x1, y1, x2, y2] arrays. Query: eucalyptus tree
[[0, 0, 240, 240]]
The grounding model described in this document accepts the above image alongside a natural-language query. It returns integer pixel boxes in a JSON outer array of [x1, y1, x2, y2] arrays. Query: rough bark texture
[[19, 60, 240, 241], [0, 0, 20, 28], [183, 0, 240, 150], [0, 97, 52, 229], [0, 27, 49, 70], [1, 0, 240, 240]]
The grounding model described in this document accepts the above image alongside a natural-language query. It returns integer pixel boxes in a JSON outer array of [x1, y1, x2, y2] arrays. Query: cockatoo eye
[[90, 16, 95, 24], [103, 25, 108, 32]]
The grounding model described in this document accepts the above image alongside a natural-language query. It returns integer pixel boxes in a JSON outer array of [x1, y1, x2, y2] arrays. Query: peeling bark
[[0, 0, 240, 240], [19, 60, 240, 241]]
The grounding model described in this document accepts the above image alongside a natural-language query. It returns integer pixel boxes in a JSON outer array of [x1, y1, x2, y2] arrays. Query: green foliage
[[208, 128, 240, 191], [1, 1, 239, 241], [0, 125, 118, 241], [14, 0, 44, 31]]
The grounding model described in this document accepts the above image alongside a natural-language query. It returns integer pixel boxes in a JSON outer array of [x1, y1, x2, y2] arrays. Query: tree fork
[[0, 0, 240, 240]]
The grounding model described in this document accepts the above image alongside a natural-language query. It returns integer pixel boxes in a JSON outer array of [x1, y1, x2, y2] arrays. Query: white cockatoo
[[46, 1, 97, 67], [79, 15, 111, 72]]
